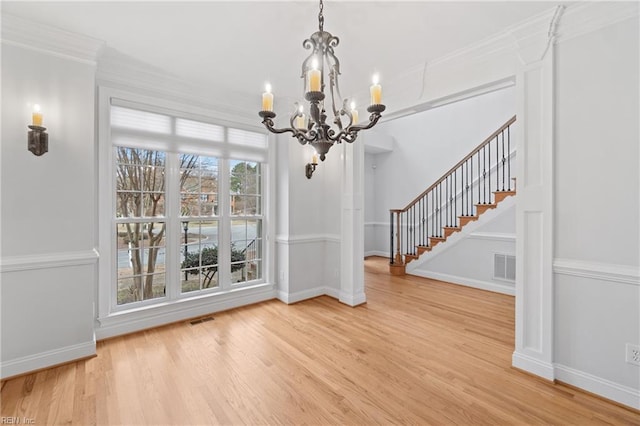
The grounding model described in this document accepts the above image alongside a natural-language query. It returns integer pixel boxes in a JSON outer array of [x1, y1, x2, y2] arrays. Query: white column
[[511, 6, 564, 380], [339, 140, 366, 306]]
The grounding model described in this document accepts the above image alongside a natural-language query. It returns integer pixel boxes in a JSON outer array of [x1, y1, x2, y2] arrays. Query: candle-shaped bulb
[[295, 108, 306, 129], [312, 152, 318, 164], [370, 74, 382, 106], [32, 104, 43, 126], [262, 83, 274, 112], [350, 102, 359, 125], [308, 58, 321, 92]]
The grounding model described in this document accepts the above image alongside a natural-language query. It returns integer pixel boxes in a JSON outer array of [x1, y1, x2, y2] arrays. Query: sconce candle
[[370, 75, 382, 105], [262, 84, 274, 112], [28, 104, 48, 156], [312, 153, 318, 164], [32, 104, 43, 126]]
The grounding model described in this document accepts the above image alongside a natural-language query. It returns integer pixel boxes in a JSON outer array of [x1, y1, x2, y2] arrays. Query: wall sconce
[[28, 104, 48, 156], [305, 152, 319, 179]]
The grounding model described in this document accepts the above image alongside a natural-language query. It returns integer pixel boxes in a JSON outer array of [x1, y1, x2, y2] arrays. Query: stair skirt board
[[392, 192, 516, 274]]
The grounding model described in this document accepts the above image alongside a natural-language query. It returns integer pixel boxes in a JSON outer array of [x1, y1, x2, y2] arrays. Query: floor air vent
[[494, 253, 516, 282], [190, 316, 214, 325]]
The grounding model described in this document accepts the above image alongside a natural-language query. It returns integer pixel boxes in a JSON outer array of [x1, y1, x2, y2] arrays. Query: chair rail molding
[[0, 249, 99, 273], [553, 258, 640, 287]]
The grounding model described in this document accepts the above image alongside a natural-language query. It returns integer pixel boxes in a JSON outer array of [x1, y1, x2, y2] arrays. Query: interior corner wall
[[0, 44, 97, 378], [275, 133, 342, 303], [365, 87, 516, 256], [553, 15, 640, 402]]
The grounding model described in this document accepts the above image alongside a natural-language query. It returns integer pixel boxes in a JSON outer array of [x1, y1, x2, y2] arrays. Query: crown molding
[[96, 49, 257, 126], [556, 1, 639, 44], [1, 14, 104, 65], [381, 2, 637, 116]]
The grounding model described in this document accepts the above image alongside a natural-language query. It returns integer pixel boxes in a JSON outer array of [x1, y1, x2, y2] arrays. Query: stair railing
[[390, 115, 516, 266]]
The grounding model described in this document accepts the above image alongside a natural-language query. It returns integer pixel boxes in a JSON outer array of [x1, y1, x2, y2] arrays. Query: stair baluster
[[389, 115, 517, 273]]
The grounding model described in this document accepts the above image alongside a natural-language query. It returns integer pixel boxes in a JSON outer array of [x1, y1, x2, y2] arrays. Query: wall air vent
[[494, 253, 516, 282]]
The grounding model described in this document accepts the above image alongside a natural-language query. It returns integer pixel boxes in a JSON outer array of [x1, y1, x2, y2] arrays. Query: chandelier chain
[[318, 0, 324, 32]]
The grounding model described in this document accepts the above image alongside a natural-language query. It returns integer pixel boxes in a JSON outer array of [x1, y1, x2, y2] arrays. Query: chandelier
[[258, 0, 385, 177]]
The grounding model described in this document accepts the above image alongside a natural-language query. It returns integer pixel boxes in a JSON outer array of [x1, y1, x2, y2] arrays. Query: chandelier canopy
[[259, 0, 385, 163]]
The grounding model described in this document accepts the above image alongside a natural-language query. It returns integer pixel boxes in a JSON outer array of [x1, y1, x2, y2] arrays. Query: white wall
[[0, 43, 98, 378], [553, 15, 639, 399], [365, 87, 516, 256]]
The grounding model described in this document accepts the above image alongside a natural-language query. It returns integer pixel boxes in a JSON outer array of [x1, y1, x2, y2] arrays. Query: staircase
[[389, 116, 516, 275]]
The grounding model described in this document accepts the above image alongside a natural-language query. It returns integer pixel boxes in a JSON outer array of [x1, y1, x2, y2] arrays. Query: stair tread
[[443, 226, 461, 230]]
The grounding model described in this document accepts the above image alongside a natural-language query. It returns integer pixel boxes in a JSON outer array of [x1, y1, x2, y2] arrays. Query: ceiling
[[2, 1, 563, 109]]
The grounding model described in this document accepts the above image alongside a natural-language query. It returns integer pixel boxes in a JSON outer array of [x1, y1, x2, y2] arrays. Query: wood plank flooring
[[2, 256, 639, 425]]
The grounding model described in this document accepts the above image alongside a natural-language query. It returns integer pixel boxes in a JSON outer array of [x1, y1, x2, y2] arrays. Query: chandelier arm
[[261, 119, 298, 136], [347, 112, 383, 132]]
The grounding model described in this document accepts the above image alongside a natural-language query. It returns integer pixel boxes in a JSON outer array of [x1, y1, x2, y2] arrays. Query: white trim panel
[[1, 341, 96, 380], [555, 364, 640, 411], [554, 258, 640, 287], [0, 249, 99, 273], [410, 270, 515, 296]]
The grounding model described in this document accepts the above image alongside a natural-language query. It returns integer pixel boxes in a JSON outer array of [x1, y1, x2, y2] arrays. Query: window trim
[[97, 86, 275, 329]]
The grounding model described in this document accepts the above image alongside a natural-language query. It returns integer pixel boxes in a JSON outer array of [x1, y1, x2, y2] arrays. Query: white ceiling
[[3, 1, 563, 107]]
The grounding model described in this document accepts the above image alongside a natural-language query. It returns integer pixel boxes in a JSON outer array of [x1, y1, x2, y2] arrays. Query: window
[[105, 100, 268, 312], [115, 148, 167, 305], [230, 160, 263, 284], [180, 155, 219, 292]]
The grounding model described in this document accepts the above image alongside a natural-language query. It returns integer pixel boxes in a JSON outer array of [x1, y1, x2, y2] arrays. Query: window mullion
[[165, 151, 180, 300], [218, 157, 231, 289]]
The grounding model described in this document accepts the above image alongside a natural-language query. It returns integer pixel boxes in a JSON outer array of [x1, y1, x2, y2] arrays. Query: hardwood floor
[[2, 256, 639, 425]]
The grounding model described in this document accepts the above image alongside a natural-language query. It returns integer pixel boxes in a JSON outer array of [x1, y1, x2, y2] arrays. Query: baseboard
[[512, 351, 555, 381], [555, 364, 640, 410], [277, 286, 341, 304], [278, 286, 326, 304], [324, 286, 340, 300], [339, 291, 367, 307], [364, 250, 388, 258], [1, 340, 96, 380], [410, 270, 515, 296], [96, 286, 276, 340]]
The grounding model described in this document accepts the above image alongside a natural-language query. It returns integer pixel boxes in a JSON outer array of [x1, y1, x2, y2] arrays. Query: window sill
[[96, 281, 276, 340]]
